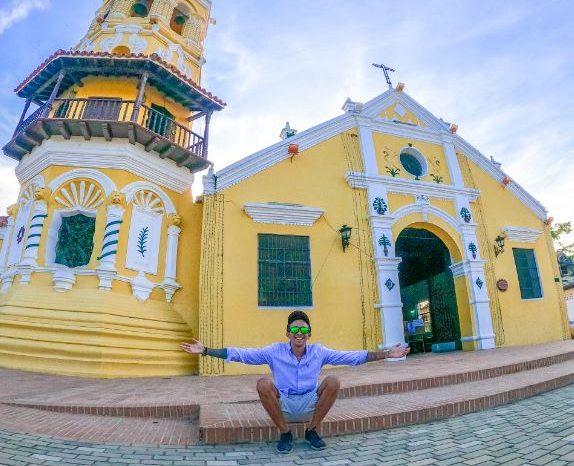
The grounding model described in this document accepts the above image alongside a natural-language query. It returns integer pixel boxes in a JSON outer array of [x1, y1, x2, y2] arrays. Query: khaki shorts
[[280, 390, 319, 423]]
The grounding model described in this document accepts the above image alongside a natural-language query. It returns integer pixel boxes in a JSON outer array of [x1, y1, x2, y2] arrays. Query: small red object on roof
[[288, 143, 299, 155]]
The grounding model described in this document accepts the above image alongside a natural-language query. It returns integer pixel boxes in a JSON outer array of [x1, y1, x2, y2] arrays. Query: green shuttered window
[[512, 248, 542, 299], [258, 234, 312, 307], [55, 214, 96, 268]]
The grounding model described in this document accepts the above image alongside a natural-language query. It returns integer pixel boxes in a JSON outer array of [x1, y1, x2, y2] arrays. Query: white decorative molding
[[77, 38, 95, 52], [244, 203, 324, 226], [163, 224, 181, 303], [52, 267, 76, 292], [53, 181, 104, 210], [125, 207, 163, 275], [503, 226, 542, 243], [453, 137, 547, 220], [100, 31, 123, 52], [131, 271, 156, 302], [17, 140, 194, 194], [0, 227, 5, 241], [48, 168, 116, 196], [122, 181, 176, 214], [214, 114, 354, 192], [346, 171, 480, 202], [450, 261, 466, 278], [128, 33, 148, 54], [0, 268, 16, 293], [7, 203, 31, 268]]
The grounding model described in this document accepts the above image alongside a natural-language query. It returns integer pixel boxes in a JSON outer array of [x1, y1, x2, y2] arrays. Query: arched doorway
[[396, 227, 461, 353]]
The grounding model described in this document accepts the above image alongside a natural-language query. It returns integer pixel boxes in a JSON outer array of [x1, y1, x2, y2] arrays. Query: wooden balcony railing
[[49, 98, 206, 157]]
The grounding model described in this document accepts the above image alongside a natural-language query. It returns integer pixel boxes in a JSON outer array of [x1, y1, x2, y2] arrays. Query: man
[[180, 310, 409, 453]]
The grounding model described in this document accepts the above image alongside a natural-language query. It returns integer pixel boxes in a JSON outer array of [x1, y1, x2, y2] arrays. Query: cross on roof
[[372, 63, 395, 89]]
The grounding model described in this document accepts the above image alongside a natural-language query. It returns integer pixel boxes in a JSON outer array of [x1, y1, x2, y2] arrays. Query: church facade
[[0, 0, 569, 378]]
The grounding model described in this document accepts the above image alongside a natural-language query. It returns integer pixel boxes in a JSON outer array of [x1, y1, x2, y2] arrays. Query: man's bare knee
[[256, 377, 276, 395], [323, 375, 341, 392]]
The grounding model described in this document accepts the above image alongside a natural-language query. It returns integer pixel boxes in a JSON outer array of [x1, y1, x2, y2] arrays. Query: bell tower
[[0, 0, 224, 377]]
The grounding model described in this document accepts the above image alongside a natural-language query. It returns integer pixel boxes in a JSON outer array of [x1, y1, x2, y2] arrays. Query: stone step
[[199, 361, 574, 444]]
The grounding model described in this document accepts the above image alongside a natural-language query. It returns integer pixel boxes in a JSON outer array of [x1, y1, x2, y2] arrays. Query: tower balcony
[[2, 50, 226, 173], [5, 97, 208, 172]]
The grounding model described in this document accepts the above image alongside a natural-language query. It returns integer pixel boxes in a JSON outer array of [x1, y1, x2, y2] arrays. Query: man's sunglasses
[[289, 326, 310, 335]]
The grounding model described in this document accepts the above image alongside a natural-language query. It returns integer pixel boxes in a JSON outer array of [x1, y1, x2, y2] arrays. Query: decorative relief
[[468, 242, 478, 259], [378, 235, 392, 257], [385, 278, 395, 291], [460, 207, 472, 223], [132, 190, 165, 214], [475, 277, 484, 289], [128, 33, 148, 54], [372, 197, 388, 215], [53, 180, 104, 210]]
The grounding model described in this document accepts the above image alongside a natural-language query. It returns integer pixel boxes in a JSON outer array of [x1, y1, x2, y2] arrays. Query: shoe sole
[[276, 447, 293, 454], [307, 441, 326, 450]]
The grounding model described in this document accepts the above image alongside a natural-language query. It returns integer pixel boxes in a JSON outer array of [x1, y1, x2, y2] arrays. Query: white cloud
[[0, 0, 50, 35]]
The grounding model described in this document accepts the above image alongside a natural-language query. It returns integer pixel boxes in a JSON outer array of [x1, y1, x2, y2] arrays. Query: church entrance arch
[[396, 227, 461, 353]]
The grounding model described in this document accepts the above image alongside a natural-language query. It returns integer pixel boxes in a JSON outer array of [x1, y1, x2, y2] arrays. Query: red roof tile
[[0, 216, 8, 228], [15, 49, 226, 107]]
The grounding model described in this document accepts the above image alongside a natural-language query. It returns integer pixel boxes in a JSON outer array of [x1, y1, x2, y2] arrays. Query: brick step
[[8, 347, 572, 417], [0, 403, 200, 445], [199, 360, 574, 444]]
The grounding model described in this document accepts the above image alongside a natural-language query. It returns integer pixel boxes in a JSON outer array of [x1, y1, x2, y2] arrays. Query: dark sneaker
[[276, 431, 293, 454], [305, 428, 326, 450]]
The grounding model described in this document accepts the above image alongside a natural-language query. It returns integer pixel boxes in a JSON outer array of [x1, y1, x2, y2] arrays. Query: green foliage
[[137, 227, 149, 257], [55, 214, 95, 268], [551, 221, 574, 256]]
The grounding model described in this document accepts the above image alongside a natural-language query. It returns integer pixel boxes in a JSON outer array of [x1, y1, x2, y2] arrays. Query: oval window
[[400, 150, 425, 179]]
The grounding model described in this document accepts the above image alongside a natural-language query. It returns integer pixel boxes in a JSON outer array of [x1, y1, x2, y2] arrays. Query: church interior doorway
[[396, 227, 461, 353]]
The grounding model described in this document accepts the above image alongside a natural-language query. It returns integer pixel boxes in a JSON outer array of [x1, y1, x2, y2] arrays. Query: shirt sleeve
[[225, 346, 272, 365], [320, 345, 368, 366]]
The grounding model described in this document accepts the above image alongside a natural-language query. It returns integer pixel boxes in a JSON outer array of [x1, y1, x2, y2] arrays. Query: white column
[[162, 217, 181, 302], [441, 135, 465, 188], [357, 120, 379, 176], [97, 204, 125, 291], [19, 200, 48, 284], [0, 217, 15, 274], [459, 223, 495, 349], [0, 216, 16, 293], [375, 257, 406, 349]]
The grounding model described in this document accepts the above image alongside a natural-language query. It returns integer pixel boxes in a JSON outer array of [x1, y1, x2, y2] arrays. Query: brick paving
[[0, 341, 571, 446], [0, 385, 572, 465]]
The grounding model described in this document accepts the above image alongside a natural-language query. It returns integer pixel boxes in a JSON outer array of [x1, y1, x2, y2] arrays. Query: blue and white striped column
[[97, 204, 124, 290], [19, 200, 49, 284]]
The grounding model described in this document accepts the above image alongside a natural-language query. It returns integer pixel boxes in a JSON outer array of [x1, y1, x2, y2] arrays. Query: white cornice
[[346, 171, 480, 202], [359, 116, 446, 144], [214, 114, 354, 192], [453, 136, 547, 220], [503, 226, 542, 243], [15, 139, 195, 194], [244, 203, 324, 226]]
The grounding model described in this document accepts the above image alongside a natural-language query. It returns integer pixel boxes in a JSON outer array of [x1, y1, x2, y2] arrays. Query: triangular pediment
[[362, 89, 451, 133]]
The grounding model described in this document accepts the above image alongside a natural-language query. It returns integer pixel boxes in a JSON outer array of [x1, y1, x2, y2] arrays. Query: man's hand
[[386, 343, 410, 358], [180, 338, 205, 355]]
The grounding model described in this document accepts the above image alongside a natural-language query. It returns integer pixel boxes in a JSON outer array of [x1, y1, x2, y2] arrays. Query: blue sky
[[1, 0, 573, 240]]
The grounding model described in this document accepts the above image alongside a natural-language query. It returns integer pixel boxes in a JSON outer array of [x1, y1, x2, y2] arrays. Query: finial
[[372, 63, 395, 89], [280, 121, 297, 140]]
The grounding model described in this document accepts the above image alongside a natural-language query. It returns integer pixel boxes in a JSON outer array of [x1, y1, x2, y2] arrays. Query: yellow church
[[0, 0, 569, 378]]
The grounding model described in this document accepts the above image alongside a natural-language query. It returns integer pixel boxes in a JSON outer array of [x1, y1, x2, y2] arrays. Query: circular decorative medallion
[[496, 279, 509, 292]]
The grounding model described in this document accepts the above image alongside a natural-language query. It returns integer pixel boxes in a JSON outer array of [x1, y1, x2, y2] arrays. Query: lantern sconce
[[494, 234, 505, 257], [339, 225, 352, 252]]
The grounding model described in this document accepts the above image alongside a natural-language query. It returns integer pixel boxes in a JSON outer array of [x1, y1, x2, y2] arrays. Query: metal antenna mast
[[372, 63, 395, 89]]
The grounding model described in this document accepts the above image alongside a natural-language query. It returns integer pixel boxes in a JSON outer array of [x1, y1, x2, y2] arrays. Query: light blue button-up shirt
[[226, 342, 368, 396]]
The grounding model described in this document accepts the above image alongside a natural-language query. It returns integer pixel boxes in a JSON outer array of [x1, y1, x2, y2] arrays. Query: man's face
[[286, 318, 311, 350]]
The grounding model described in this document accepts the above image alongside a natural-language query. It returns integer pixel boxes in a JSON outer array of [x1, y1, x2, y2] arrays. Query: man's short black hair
[[287, 310, 311, 330]]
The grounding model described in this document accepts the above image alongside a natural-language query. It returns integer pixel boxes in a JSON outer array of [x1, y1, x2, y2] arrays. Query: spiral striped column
[[19, 201, 48, 284], [97, 204, 124, 291]]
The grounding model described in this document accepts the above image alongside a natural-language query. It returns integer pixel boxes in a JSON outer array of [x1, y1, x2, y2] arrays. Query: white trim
[[503, 226, 542, 243], [346, 171, 480, 201], [0, 227, 6, 241], [16, 140, 195, 194], [48, 169, 117, 196], [399, 146, 428, 178], [122, 181, 177, 215], [214, 114, 355, 192], [392, 203, 460, 232], [244, 203, 324, 226], [453, 136, 547, 220]]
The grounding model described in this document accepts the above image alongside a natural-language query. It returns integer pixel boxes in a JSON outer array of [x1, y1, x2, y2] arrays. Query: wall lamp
[[494, 234, 505, 257], [339, 225, 352, 252]]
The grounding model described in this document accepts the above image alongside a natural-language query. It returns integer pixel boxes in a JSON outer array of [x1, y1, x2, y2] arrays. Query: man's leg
[[307, 375, 340, 431], [256, 377, 289, 433]]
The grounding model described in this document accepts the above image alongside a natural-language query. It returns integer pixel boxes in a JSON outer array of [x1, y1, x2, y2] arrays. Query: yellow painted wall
[[372, 133, 451, 185], [387, 193, 414, 213], [458, 153, 568, 345], [378, 105, 428, 128], [207, 134, 379, 375]]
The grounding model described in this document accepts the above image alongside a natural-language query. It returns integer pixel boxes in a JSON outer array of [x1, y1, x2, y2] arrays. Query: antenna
[[372, 63, 395, 89]]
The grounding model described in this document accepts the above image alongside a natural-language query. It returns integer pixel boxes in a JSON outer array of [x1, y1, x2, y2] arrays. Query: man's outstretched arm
[[180, 339, 228, 359], [366, 343, 410, 362]]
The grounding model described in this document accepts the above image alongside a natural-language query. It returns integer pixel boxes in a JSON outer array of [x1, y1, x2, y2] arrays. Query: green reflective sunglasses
[[289, 326, 310, 335]]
